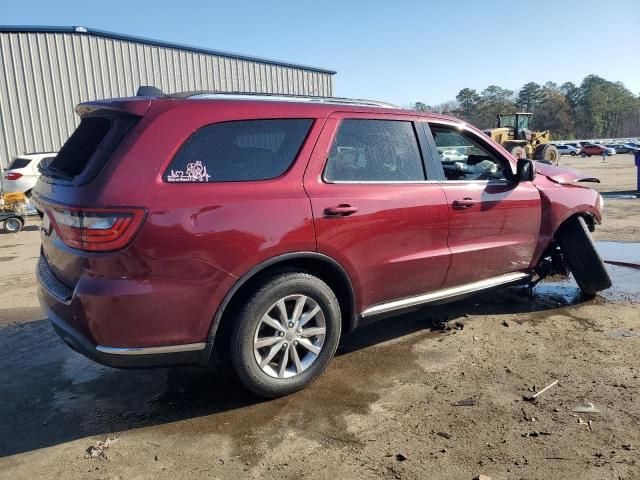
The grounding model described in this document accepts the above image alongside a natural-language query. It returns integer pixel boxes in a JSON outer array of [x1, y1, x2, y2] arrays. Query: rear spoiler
[[75, 98, 152, 118]]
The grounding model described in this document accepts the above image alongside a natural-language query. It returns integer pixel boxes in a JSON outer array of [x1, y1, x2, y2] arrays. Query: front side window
[[324, 119, 425, 182], [430, 124, 511, 181], [164, 119, 313, 183]]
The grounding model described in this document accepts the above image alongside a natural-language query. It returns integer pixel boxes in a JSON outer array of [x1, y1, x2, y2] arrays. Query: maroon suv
[[34, 89, 611, 397]]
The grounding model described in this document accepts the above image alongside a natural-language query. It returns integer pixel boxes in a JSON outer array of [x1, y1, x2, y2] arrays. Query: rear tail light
[[47, 206, 146, 252], [5, 172, 23, 180]]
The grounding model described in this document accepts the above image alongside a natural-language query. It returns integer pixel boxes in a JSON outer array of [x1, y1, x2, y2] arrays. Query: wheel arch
[[552, 209, 598, 240], [205, 252, 357, 361]]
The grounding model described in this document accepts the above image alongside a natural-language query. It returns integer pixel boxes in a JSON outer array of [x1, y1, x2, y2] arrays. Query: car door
[[304, 112, 451, 314], [423, 120, 542, 288]]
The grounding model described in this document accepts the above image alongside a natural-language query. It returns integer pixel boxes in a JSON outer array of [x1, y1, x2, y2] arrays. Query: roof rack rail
[[135, 85, 399, 109]]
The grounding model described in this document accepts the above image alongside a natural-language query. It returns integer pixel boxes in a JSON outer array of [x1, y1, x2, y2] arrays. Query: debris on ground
[[522, 431, 552, 438], [395, 453, 407, 461], [501, 320, 510, 327], [521, 408, 536, 422], [84, 437, 118, 460], [622, 444, 634, 451], [451, 398, 477, 407], [437, 431, 452, 439], [474, 475, 492, 480], [577, 418, 593, 430], [572, 402, 601, 414], [523, 380, 558, 401], [436, 318, 465, 333]]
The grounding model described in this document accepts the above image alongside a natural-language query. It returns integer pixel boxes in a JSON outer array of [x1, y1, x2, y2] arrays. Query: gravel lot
[[0, 154, 638, 480]]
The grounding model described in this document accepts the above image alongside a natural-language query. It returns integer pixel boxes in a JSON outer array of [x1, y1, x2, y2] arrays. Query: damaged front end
[[534, 162, 600, 185]]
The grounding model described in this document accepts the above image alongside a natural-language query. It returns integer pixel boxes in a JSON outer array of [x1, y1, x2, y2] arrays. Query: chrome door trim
[[96, 342, 206, 355], [360, 271, 530, 318]]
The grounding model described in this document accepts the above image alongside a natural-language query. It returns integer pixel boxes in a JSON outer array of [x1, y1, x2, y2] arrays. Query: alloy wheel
[[253, 294, 326, 379]]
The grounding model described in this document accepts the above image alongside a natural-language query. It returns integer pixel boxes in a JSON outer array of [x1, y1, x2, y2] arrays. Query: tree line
[[411, 75, 640, 140]]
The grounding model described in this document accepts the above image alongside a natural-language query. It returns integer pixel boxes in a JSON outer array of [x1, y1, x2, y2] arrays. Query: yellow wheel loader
[[486, 112, 560, 165]]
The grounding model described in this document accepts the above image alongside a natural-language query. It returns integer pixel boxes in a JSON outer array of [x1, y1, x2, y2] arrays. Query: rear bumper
[[41, 292, 209, 368], [36, 248, 226, 367]]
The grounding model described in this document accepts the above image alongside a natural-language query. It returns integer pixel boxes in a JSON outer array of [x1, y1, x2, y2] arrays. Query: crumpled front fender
[[534, 161, 600, 184]]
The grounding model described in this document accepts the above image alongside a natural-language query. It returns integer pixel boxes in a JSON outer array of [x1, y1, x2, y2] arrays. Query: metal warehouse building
[[0, 26, 336, 170]]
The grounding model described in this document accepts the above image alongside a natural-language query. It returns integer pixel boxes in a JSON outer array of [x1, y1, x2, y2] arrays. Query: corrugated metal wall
[[0, 31, 334, 168]]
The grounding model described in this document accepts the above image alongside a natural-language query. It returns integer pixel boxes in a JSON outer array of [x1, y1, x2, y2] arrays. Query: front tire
[[230, 272, 341, 398], [556, 216, 612, 295]]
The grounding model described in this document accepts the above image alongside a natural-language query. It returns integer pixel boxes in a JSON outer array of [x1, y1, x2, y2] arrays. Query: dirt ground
[[0, 154, 638, 480]]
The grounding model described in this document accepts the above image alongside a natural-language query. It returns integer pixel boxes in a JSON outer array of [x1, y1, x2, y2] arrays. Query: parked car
[[33, 90, 611, 398], [556, 144, 580, 156], [439, 148, 468, 161], [579, 144, 614, 157], [606, 143, 635, 154], [3, 152, 56, 196]]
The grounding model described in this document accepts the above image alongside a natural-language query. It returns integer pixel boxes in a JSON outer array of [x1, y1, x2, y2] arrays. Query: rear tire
[[556, 216, 612, 295], [2, 217, 24, 233], [581, 152, 587, 158], [229, 272, 341, 398]]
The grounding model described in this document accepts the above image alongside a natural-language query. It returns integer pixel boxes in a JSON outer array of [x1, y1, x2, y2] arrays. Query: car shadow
[[0, 280, 593, 458]]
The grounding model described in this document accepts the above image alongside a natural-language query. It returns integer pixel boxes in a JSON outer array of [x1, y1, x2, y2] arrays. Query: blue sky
[[2, 0, 639, 105]]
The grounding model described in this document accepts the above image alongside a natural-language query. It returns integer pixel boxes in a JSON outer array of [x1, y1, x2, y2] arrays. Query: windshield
[[517, 115, 531, 131], [499, 115, 516, 128]]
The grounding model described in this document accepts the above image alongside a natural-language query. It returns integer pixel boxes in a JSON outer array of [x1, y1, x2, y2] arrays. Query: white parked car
[[440, 148, 468, 162], [556, 144, 580, 156], [3, 152, 56, 196]]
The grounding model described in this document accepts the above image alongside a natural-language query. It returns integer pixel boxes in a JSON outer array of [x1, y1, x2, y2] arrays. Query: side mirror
[[516, 158, 535, 182]]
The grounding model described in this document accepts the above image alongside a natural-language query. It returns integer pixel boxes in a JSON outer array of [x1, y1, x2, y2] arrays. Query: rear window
[[164, 119, 313, 183], [44, 113, 138, 180], [8, 158, 31, 170], [47, 117, 111, 178]]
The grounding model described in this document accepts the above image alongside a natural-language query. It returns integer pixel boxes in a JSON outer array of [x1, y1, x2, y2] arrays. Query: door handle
[[323, 204, 358, 217], [452, 198, 476, 210]]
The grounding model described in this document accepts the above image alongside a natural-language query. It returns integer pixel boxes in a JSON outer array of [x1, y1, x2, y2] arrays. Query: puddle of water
[[596, 241, 640, 268], [535, 263, 640, 303], [607, 329, 639, 338], [601, 193, 639, 199]]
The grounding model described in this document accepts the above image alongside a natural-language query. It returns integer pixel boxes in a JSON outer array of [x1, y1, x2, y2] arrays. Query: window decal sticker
[[166, 160, 211, 182]]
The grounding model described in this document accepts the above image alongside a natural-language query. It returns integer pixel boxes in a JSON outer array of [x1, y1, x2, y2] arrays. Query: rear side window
[[324, 119, 425, 182], [164, 119, 313, 183], [8, 158, 31, 170]]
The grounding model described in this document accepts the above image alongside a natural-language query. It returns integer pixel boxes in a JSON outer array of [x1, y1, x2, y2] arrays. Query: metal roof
[[0, 25, 337, 75]]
